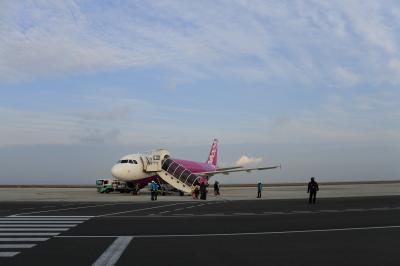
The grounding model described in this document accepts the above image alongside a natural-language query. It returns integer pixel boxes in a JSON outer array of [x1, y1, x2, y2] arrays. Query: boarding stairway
[[140, 149, 200, 194], [158, 158, 200, 193]]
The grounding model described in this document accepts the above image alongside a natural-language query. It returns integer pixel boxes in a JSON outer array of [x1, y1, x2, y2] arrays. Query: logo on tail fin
[[207, 139, 218, 166]]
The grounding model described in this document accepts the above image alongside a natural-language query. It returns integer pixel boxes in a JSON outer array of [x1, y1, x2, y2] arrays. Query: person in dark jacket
[[257, 182, 262, 198], [200, 182, 207, 200], [214, 181, 220, 196], [307, 177, 319, 204]]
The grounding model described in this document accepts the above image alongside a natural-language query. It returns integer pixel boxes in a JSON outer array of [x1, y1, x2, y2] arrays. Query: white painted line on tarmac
[[92, 236, 133, 266], [3, 217, 89, 220], [159, 211, 170, 214], [14, 215, 92, 218], [0, 238, 49, 241], [0, 228, 69, 231], [0, 244, 36, 248], [99, 202, 193, 217], [138, 225, 400, 238], [56, 224, 400, 240], [263, 212, 285, 215], [0, 233, 60, 236], [0, 252, 20, 257], [12, 203, 124, 216], [345, 209, 363, 212], [0, 221, 83, 224], [185, 206, 195, 209], [234, 213, 255, 215], [0, 224, 77, 227]]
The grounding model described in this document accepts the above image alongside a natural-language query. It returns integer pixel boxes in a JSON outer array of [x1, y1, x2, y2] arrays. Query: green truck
[[96, 179, 114, 193], [96, 179, 132, 193]]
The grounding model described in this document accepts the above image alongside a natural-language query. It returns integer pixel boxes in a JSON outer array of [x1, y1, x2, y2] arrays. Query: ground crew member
[[257, 181, 262, 198], [307, 177, 319, 204], [200, 182, 207, 200], [150, 181, 159, 201], [214, 181, 220, 196]]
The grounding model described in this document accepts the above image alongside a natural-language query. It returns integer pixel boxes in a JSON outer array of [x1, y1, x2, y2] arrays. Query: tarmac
[[1, 181, 400, 201], [1, 183, 400, 265]]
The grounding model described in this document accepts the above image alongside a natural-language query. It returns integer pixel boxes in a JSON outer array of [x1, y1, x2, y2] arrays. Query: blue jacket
[[150, 182, 159, 191], [257, 183, 262, 191]]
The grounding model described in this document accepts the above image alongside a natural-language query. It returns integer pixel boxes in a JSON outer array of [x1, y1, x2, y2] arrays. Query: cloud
[[1, 0, 400, 87], [75, 128, 121, 144], [234, 156, 263, 166], [335, 67, 360, 86]]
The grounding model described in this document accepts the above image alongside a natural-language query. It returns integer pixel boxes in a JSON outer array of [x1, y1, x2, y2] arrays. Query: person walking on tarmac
[[214, 181, 220, 196], [257, 181, 262, 198], [200, 181, 207, 200], [150, 180, 159, 201], [307, 177, 319, 204]]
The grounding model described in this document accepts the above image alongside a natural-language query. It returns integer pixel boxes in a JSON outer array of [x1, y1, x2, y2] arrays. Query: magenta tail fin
[[206, 139, 218, 166]]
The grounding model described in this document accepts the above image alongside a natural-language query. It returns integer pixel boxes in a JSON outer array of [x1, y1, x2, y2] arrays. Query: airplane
[[110, 139, 280, 194]]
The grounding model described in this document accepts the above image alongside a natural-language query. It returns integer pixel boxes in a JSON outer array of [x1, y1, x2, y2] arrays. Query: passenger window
[[153, 155, 160, 160]]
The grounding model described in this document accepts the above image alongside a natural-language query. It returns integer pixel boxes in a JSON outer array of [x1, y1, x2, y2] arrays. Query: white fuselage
[[111, 154, 152, 181]]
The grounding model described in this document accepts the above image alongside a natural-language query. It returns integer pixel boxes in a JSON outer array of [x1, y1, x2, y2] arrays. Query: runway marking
[[8, 216, 93, 218], [92, 236, 133, 266], [2, 218, 90, 221], [0, 233, 60, 236], [0, 215, 92, 258], [12, 203, 125, 216], [20, 208, 34, 210], [0, 244, 36, 248], [0, 221, 84, 224], [0, 252, 20, 257], [0, 238, 49, 241], [263, 211, 285, 215], [174, 208, 184, 211], [96, 205, 400, 218], [99, 202, 193, 217], [159, 211, 171, 214], [345, 208, 363, 212], [55, 224, 400, 240], [0, 224, 77, 227], [0, 228, 69, 231]]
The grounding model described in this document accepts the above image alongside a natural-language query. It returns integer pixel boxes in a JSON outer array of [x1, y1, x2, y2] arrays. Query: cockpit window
[[118, 159, 137, 164]]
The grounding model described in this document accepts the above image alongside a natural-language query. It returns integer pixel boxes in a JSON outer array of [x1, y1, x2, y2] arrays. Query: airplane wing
[[215, 166, 243, 171], [197, 165, 281, 177]]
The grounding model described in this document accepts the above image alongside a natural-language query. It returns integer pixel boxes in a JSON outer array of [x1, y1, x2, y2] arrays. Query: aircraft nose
[[111, 165, 122, 178]]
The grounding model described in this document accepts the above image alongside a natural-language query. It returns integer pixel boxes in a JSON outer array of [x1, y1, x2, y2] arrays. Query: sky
[[0, 0, 399, 184]]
